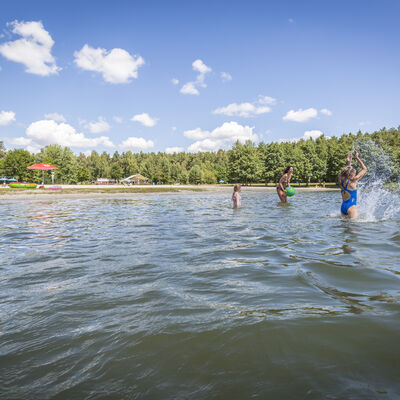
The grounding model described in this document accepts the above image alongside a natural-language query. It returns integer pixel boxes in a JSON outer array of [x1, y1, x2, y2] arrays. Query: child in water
[[339, 150, 367, 218], [277, 166, 293, 202], [232, 184, 241, 208]]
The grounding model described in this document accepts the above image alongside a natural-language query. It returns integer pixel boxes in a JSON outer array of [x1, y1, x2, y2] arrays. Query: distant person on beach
[[232, 184, 241, 208], [339, 150, 367, 218], [277, 166, 293, 202]]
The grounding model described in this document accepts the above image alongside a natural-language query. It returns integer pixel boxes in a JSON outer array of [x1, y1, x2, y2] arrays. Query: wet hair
[[233, 184, 241, 192], [338, 166, 356, 186], [284, 166, 293, 174]]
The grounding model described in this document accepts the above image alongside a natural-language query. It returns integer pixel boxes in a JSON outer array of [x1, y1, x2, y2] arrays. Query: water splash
[[353, 141, 400, 221]]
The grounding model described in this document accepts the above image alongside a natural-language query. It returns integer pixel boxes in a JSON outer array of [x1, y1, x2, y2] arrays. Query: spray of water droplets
[[354, 140, 400, 221]]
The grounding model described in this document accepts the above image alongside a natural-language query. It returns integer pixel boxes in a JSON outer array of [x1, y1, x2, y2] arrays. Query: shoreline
[[0, 184, 339, 199]]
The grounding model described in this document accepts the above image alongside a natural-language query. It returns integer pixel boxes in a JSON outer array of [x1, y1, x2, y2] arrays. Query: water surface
[[1, 191, 399, 399]]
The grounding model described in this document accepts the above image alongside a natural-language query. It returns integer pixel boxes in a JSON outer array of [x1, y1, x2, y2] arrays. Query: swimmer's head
[[339, 166, 356, 184], [233, 184, 241, 192], [284, 166, 294, 174]]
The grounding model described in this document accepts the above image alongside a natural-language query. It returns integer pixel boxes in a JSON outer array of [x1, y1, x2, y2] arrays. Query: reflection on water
[[0, 191, 399, 399]]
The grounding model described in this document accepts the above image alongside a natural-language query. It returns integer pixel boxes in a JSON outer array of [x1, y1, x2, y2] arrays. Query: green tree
[[36, 145, 79, 183], [120, 151, 138, 177], [110, 162, 123, 180], [4, 149, 34, 181], [203, 169, 217, 184], [228, 140, 262, 184], [189, 165, 204, 184], [0, 141, 6, 159]]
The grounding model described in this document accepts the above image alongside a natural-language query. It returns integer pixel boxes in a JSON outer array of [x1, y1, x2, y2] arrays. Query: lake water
[[1, 190, 399, 399]]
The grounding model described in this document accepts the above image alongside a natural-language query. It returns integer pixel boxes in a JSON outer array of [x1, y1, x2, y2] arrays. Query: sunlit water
[[1, 191, 399, 399]]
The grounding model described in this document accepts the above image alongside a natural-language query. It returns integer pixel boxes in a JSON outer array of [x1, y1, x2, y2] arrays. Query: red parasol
[[27, 163, 58, 184], [27, 163, 58, 170]]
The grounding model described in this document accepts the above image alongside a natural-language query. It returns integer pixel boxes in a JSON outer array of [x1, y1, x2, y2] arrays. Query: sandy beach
[[0, 184, 339, 199]]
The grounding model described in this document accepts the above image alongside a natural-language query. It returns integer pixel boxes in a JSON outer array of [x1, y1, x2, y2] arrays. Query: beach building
[[122, 174, 149, 185], [92, 178, 118, 185]]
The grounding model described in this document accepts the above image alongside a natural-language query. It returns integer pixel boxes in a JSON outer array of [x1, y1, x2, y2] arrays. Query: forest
[[1, 127, 399, 185]]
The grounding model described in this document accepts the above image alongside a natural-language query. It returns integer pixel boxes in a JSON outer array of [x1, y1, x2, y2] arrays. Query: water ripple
[[1, 192, 399, 399]]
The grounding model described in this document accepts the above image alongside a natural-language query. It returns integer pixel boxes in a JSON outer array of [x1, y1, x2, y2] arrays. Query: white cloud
[[165, 147, 184, 154], [221, 72, 232, 82], [185, 121, 258, 152], [213, 95, 276, 117], [303, 130, 324, 140], [44, 112, 66, 122], [85, 116, 110, 133], [0, 110, 16, 125], [131, 113, 158, 127], [320, 108, 332, 116], [180, 82, 199, 95], [0, 20, 60, 76], [27, 145, 42, 154], [279, 130, 327, 143], [180, 59, 211, 95], [113, 116, 123, 123], [8, 136, 32, 146], [192, 59, 211, 76], [258, 95, 276, 105], [74, 44, 144, 84], [120, 137, 154, 151], [26, 120, 114, 148], [188, 139, 225, 153], [213, 103, 271, 118], [283, 108, 318, 122], [171, 78, 179, 85]]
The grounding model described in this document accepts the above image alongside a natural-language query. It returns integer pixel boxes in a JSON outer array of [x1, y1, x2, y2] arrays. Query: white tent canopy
[[122, 174, 149, 184]]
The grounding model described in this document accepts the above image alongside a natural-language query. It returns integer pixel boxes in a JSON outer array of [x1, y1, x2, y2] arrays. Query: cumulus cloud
[[44, 112, 66, 122], [185, 121, 258, 153], [131, 113, 157, 127], [303, 130, 324, 140], [113, 116, 123, 123], [171, 78, 179, 85], [320, 108, 332, 116], [180, 82, 199, 95], [26, 120, 114, 148], [213, 95, 276, 117], [74, 44, 144, 84], [279, 130, 327, 143], [0, 20, 60, 76], [120, 137, 154, 151], [0, 110, 16, 125], [165, 146, 184, 154], [221, 72, 232, 82], [8, 136, 31, 146], [180, 59, 211, 95], [283, 108, 318, 122], [85, 116, 110, 133]]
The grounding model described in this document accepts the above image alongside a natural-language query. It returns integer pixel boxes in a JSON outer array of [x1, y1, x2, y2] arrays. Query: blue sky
[[0, 0, 399, 154]]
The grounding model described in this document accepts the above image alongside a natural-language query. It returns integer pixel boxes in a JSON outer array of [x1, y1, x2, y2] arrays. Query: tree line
[[1, 126, 399, 184]]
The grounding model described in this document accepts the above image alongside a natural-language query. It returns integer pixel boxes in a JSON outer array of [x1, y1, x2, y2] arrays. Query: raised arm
[[354, 150, 367, 181], [346, 152, 352, 167]]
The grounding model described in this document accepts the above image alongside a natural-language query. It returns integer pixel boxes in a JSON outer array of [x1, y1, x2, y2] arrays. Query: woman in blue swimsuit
[[338, 150, 367, 218]]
